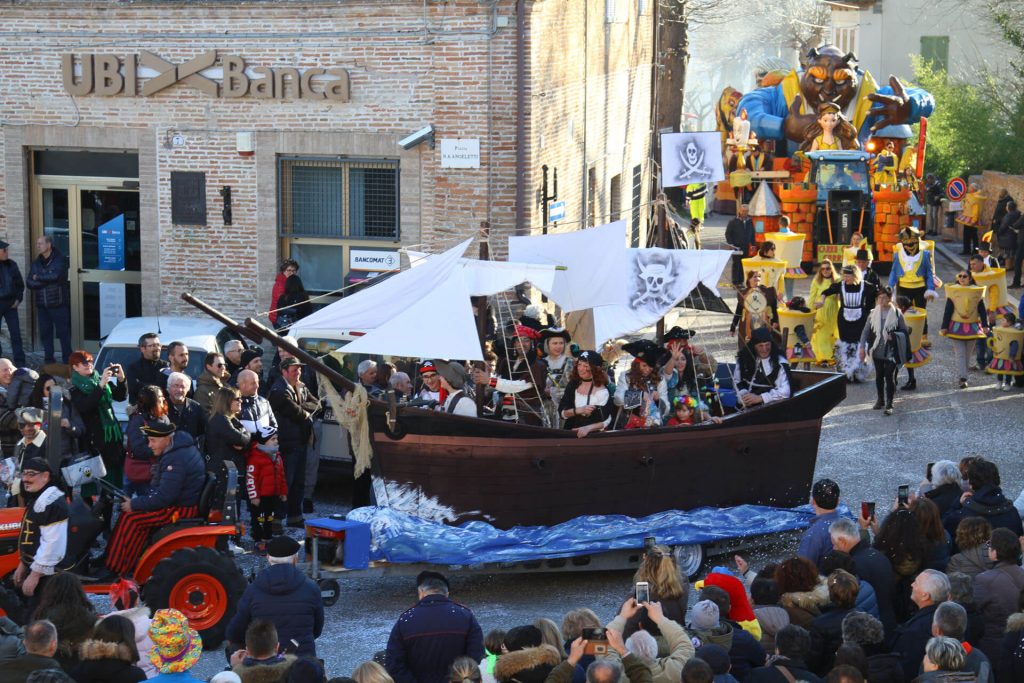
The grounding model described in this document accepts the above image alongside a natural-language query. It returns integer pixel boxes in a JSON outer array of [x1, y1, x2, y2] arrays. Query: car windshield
[[814, 160, 871, 195]]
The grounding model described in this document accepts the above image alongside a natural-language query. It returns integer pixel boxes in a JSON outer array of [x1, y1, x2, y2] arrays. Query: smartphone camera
[[636, 581, 650, 604], [861, 501, 876, 521], [897, 485, 910, 508], [582, 628, 608, 655]]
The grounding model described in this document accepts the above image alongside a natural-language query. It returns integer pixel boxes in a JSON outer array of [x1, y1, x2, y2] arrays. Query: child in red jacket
[[246, 427, 287, 550]]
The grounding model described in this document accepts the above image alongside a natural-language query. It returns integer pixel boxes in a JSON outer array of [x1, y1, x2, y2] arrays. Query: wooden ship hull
[[365, 370, 846, 528], [182, 296, 847, 530]]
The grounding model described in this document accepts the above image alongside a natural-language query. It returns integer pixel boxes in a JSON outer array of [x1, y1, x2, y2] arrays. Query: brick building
[[0, 0, 654, 351]]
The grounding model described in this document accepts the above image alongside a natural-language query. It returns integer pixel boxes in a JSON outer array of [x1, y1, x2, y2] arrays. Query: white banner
[[660, 131, 725, 188]]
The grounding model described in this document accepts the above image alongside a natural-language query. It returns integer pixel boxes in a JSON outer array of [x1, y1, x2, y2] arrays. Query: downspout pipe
[[515, 0, 527, 236]]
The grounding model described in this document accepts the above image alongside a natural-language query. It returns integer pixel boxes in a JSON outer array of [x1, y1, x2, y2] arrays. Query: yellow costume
[[809, 276, 839, 363], [899, 147, 919, 190], [813, 134, 841, 151], [956, 189, 987, 228], [872, 149, 898, 188]]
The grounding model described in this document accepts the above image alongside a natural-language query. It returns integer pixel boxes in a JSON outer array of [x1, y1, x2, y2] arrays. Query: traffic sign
[[548, 200, 566, 222], [946, 177, 967, 201]]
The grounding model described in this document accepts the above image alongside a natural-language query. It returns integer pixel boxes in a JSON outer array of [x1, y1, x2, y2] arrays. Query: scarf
[[865, 304, 900, 358], [71, 371, 122, 444]]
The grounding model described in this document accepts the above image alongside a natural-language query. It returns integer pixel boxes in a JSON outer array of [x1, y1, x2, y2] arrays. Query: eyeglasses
[[213, 363, 225, 368], [422, 373, 438, 380], [21, 470, 43, 478]]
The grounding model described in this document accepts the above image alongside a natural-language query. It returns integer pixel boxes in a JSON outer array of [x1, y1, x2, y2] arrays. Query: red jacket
[[269, 272, 286, 326], [245, 443, 287, 500]]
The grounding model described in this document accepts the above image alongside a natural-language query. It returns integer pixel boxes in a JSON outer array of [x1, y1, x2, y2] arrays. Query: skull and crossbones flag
[[660, 131, 725, 188]]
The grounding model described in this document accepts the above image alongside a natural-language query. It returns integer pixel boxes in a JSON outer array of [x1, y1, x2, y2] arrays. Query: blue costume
[[738, 69, 934, 154]]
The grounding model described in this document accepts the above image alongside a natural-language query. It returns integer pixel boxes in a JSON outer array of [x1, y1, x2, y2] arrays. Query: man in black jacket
[[829, 517, 898, 634], [942, 459, 1023, 540], [887, 569, 949, 682], [126, 332, 168, 404], [166, 372, 206, 445], [746, 625, 822, 683], [0, 620, 60, 683], [26, 236, 71, 364], [385, 571, 484, 683], [267, 358, 318, 527], [725, 207, 756, 286], [0, 241, 26, 366]]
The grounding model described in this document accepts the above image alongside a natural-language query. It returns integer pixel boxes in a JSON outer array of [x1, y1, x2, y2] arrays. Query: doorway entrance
[[31, 151, 142, 351]]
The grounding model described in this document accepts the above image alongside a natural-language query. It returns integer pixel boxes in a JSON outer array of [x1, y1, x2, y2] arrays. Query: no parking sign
[[946, 177, 967, 201]]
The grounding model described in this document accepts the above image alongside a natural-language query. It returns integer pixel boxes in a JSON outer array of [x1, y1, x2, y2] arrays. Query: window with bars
[[278, 157, 399, 240]]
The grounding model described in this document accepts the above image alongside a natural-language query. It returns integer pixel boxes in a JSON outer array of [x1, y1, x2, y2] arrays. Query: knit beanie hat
[[690, 600, 720, 630], [148, 609, 202, 674]]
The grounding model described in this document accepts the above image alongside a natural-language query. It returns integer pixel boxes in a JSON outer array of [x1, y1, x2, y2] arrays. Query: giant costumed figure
[[940, 276, 988, 390], [738, 45, 934, 154], [889, 227, 937, 346]]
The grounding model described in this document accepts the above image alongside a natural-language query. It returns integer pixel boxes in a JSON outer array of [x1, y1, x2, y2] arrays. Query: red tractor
[[0, 392, 247, 647]]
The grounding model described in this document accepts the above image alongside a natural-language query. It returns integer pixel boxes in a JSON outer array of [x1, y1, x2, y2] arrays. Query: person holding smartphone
[[68, 350, 127, 489]]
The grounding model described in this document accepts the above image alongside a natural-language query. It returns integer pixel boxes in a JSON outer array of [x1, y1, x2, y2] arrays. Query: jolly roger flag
[[660, 131, 726, 188]]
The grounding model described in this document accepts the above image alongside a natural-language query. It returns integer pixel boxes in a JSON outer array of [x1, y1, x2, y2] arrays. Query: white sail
[[508, 221, 628, 311], [289, 238, 471, 339], [406, 250, 559, 296]]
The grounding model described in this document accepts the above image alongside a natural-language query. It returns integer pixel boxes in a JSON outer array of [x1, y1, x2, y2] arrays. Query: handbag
[[124, 454, 154, 484]]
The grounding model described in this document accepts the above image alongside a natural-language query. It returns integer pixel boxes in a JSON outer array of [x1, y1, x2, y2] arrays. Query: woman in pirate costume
[[614, 340, 670, 429], [538, 327, 574, 428], [940, 270, 989, 390], [730, 270, 779, 352], [809, 259, 839, 365], [815, 263, 876, 382], [558, 350, 614, 438]]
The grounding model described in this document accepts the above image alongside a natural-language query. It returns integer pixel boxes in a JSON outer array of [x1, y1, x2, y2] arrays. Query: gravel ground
[[187, 217, 1024, 680]]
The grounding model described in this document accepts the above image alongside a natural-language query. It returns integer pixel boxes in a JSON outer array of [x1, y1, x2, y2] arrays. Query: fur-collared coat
[[494, 644, 562, 683], [779, 580, 830, 629], [232, 653, 297, 683], [101, 603, 156, 679], [72, 639, 147, 683]]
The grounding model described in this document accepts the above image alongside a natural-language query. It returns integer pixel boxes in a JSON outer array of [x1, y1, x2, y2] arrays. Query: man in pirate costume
[[538, 328, 574, 428], [815, 264, 877, 382], [495, 323, 547, 425], [888, 227, 937, 346], [733, 327, 791, 408], [14, 457, 67, 610], [6, 407, 47, 507]]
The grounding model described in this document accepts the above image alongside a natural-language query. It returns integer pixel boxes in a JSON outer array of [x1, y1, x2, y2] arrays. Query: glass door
[[34, 181, 142, 351]]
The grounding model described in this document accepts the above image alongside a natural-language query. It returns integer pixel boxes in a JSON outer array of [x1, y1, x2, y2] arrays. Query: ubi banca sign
[[62, 51, 350, 101]]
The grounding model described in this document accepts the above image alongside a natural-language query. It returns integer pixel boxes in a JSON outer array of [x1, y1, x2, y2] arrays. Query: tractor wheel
[[143, 546, 246, 649]]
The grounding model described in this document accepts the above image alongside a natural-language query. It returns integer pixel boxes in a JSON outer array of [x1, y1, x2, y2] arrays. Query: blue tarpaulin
[[346, 504, 828, 566]]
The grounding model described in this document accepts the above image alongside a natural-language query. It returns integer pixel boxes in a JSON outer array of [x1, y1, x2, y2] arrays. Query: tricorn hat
[[855, 248, 872, 262], [749, 327, 774, 345], [539, 327, 571, 343], [622, 340, 671, 368], [663, 326, 697, 343]]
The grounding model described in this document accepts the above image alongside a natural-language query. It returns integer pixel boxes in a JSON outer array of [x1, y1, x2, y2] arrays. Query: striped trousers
[[105, 505, 198, 575]]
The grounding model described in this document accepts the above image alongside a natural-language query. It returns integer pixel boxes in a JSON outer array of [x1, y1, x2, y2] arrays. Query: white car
[[95, 316, 245, 425]]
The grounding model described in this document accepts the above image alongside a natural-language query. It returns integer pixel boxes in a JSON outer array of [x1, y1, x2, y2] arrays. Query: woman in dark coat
[[974, 528, 1024, 661], [72, 615, 146, 683], [924, 460, 966, 518], [123, 384, 170, 496], [274, 273, 312, 330], [205, 386, 251, 503], [622, 544, 689, 640], [31, 573, 96, 673], [874, 508, 929, 622], [68, 350, 127, 488], [911, 497, 951, 572]]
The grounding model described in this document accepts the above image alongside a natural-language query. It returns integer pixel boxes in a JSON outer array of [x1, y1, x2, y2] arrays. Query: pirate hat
[[575, 350, 603, 368], [622, 340, 671, 368], [663, 326, 697, 343], [539, 327, 571, 343], [855, 249, 872, 262], [749, 327, 774, 345]]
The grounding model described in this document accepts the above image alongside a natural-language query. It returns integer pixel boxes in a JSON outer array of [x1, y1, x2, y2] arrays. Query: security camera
[[398, 125, 435, 150]]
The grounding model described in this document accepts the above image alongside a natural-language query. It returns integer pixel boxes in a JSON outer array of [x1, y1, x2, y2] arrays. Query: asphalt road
[[188, 219, 1024, 680]]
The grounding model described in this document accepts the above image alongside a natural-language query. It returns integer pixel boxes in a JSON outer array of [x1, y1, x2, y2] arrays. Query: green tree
[[913, 58, 1024, 180]]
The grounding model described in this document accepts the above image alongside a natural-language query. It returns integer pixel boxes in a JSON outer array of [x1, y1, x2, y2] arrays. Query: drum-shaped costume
[[941, 285, 987, 339], [986, 327, 1024, 376], [765, 232, 807, 281], [903, 307, 932, 368], [742, 257, 787, 298], [778, 307, 815, 365], [972, 267, 1018, 320]]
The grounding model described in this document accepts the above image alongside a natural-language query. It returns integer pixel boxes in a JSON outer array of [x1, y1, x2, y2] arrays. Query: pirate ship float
[[186, 222, 846, 529]]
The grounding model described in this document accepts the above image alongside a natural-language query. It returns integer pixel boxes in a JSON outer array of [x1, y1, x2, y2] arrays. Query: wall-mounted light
[[236, 132, 255, 157], [398, 125, 435, 150]]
